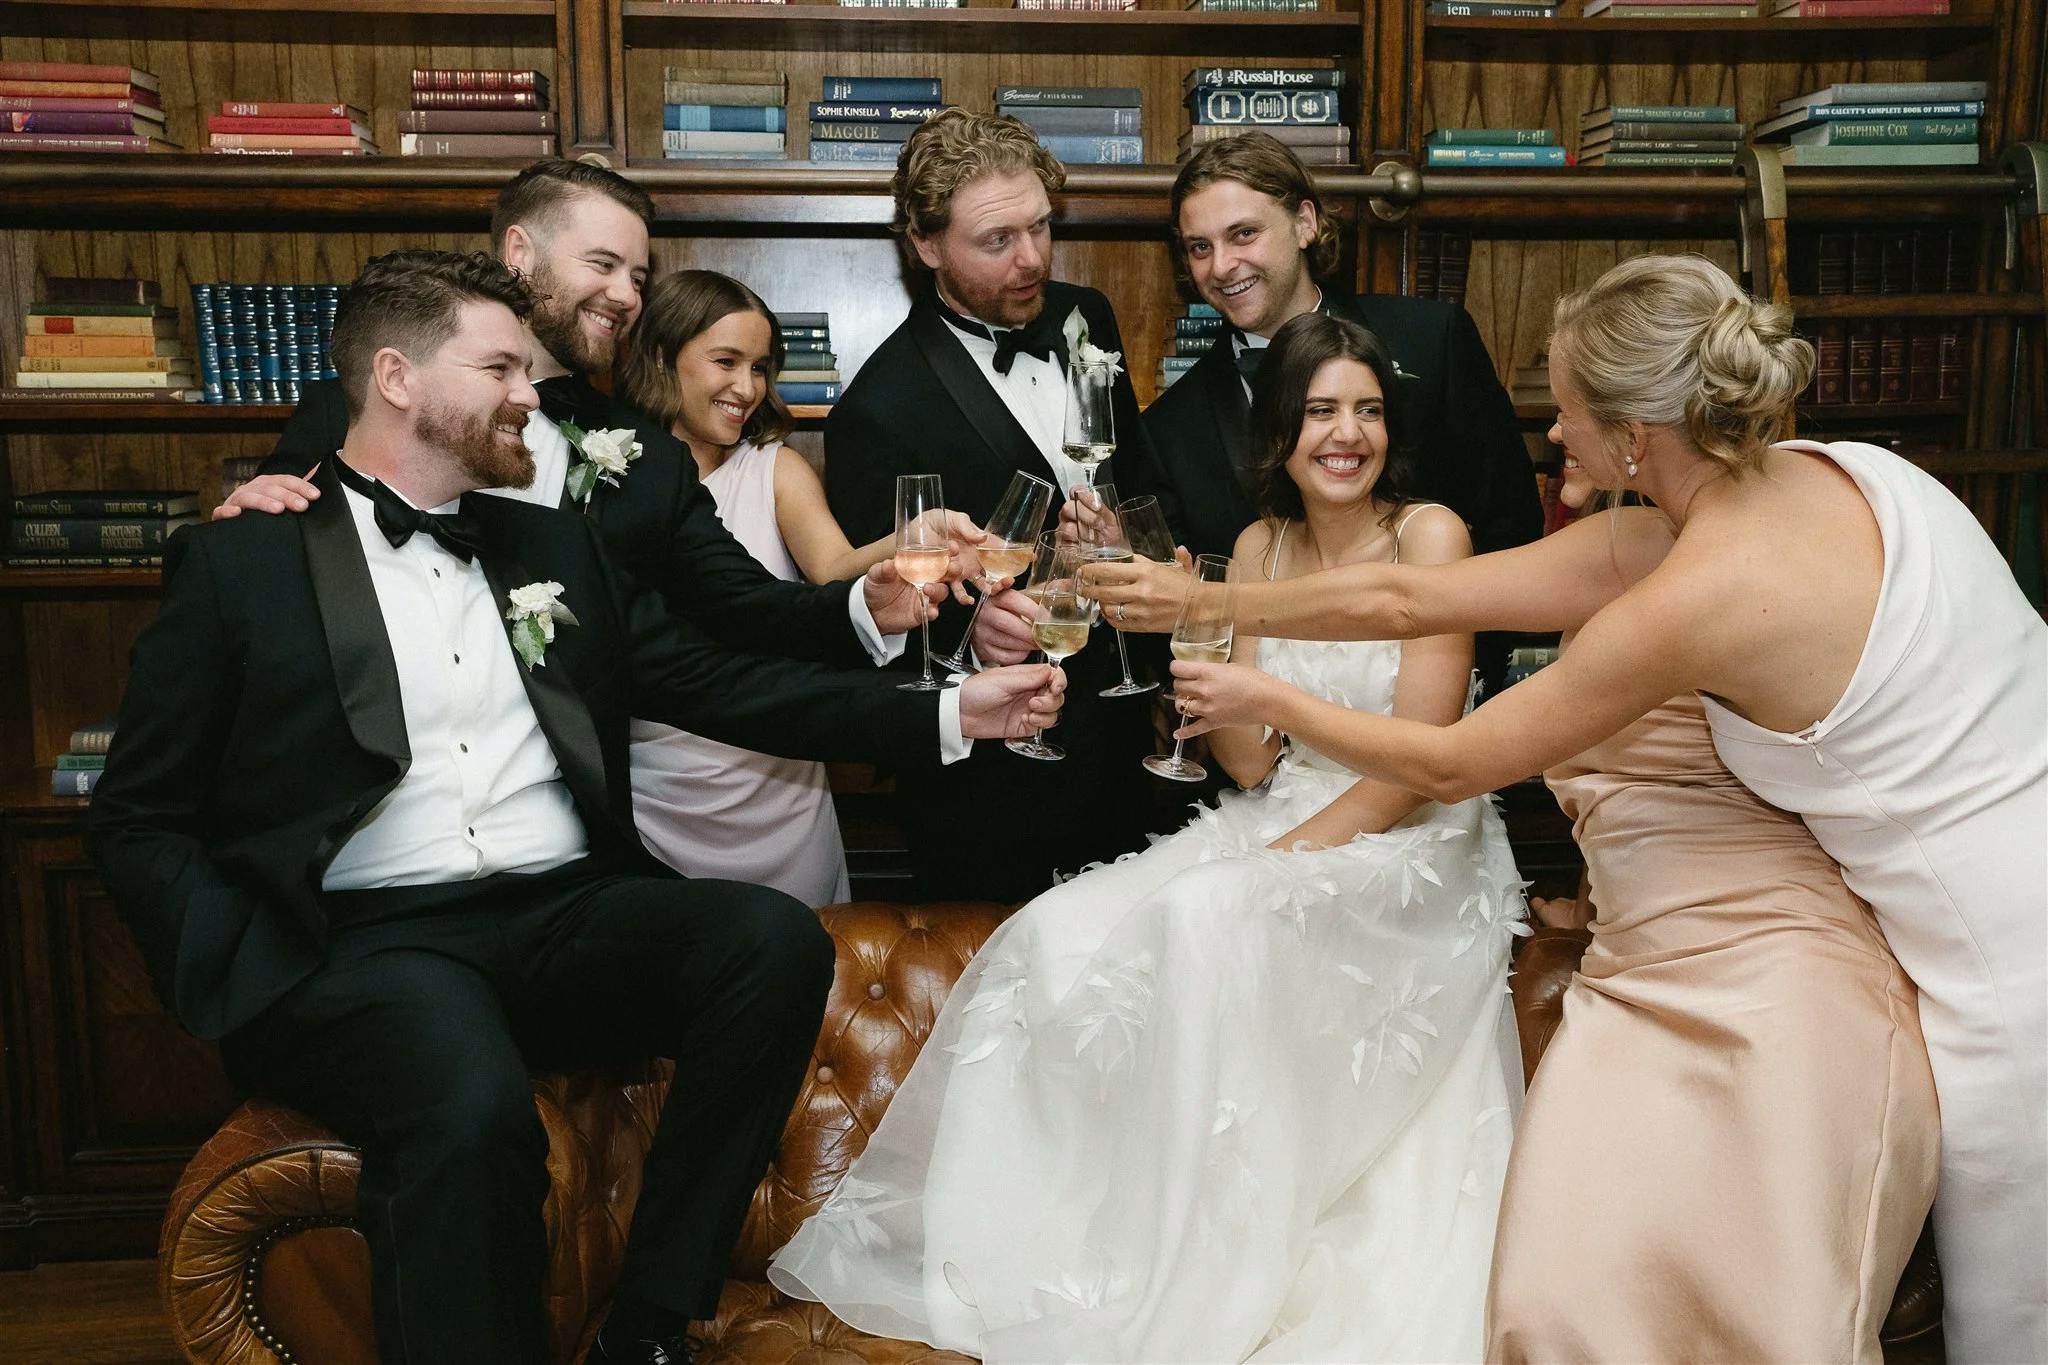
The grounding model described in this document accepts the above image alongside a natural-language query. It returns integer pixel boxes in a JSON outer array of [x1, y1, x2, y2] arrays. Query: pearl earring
[[1624, 456, 1639, 478]]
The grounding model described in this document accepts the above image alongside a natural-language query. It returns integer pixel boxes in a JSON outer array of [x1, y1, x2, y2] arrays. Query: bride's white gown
[[770, 632, 1530, 1363]]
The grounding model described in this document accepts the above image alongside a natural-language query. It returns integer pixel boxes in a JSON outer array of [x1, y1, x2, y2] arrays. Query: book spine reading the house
[[11, 491, 200, 517], [1186, 88, 1341, 125]]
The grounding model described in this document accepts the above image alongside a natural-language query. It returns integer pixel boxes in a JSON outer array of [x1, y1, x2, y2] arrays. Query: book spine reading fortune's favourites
[[6, 517, 197, 554], [1186, 89, 1340, 125], [411, 68, 547, 91]]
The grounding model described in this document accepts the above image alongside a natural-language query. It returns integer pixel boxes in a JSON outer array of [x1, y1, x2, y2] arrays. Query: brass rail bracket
[[1369, 161, 1423, 224], [2000, 142, 2047, 272], [1736, 143, 1788, 292]]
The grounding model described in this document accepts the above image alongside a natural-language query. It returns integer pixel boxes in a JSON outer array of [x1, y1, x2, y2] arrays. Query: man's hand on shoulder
[[213, 468, 321, 520], [957, 663, 1065, 740]]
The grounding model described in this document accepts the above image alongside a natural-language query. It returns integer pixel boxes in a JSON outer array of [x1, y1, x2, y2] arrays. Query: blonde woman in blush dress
[[1111, 253, 2043, 1361]]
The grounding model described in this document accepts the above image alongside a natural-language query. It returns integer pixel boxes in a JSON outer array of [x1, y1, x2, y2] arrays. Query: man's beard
[[417, 397, 535, 491], [527, 258, 614, 377], [940, 269, 1046, 330]]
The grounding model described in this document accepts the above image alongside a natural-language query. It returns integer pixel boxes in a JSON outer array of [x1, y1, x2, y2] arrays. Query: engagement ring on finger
[[1114, 603, 1127, 624]]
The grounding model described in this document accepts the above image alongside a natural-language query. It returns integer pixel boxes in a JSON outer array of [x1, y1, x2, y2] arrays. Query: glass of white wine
[[893, 472, 950, 692], [1077, 480, 1156, 699], [934, 469, 1055, 677], [1143, 553, 1235, 782], [1062, 358, 1116, 490], [1005, 535, 1090, 762]]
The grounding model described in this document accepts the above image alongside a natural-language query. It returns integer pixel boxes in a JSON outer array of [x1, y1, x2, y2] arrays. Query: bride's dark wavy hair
[[1248, 313, 1424, 529]]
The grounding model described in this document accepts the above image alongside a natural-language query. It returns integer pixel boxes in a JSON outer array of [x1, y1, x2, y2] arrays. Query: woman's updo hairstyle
[[1549, 253, 1814, 475]]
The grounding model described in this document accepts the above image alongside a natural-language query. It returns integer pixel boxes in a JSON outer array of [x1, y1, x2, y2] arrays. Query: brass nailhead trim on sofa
[[240, 1214, 357, 1364]]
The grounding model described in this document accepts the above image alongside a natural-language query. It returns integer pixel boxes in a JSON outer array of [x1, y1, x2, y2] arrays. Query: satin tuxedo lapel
[[300, 459, 410, 778], [1189, 345, 1255, 498], [536, 375, 603, 515], [908, 300, 1049, 485], [465, 494, 613, 828]]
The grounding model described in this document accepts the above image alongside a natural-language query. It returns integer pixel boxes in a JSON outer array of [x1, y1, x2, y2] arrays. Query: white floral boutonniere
[[505, 580, 580, 671], [558, 420, 643, 505], [1061, 306, 1124, 379]]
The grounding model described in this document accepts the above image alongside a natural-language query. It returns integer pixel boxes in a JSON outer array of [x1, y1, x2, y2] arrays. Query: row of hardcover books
[[0, 61, 175, 154], [48, 718, 117, 800], [776, 314, 842, 404], [6, 487, 198, 572], [193, 283, 342, 405], [9, 278, 196, 397], [1794, 224, 1976, 405]]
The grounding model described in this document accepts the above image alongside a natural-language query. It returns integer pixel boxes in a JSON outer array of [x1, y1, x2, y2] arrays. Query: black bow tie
[[936, 295, 1065, 376], [1232, 334, 1267, 386], [334, 461, 486, 563]]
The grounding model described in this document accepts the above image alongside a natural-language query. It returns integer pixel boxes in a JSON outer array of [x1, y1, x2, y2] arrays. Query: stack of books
[[1767, 0, 1947, 14], [1425, 128, 1565, 167], [1425, 0, 1557, 14], [0, 61, 176, 154], [1792, 224, 1976, 404], [777, 313, 841, 406], [192, 283, 341, 405], [1413, 229, 1472, 306], [663, 66, 788, 160], [997, 85, 1143, 165], [1578, 103, 1745, 168], [1584, 0, 1756, 14], [7, 489, 199, 573], [49, 718, 118, 800], [209, 100, 376, 157], [1509, 352, 1553, 407], [1159, 303, 1223, 392], [402, 69, 556, 158], [1757, 81, 1985, 166], [12, 278, 194, 400], [1180, 66, 1347, 165], [810, 77, 942, 164]]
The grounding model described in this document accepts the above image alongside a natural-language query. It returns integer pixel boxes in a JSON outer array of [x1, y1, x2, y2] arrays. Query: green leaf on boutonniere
[[512, 614, 551, 671], [557, 417, 587, 447], [564, 460, 600, 504]]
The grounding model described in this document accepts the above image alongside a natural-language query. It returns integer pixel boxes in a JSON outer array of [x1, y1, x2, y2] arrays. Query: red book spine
[[0, 81, 146, 99], [410, 69, 546, 91], [210, 147, 368, 156], [1773, 0, 1948, 12], [408, 90, 546, 110], [0, 61, 137, 82], [208, 116, 364, 135], [0, 132, 153, 151], [1846, 321, 1880, 404], [3, 111, 143, 133], [0, 95, 157, 114], [398, 109, 559, 132], [1877, 321, 1909, 403], [1813, 321, 1848, 403], [220, 102, 367, 120]]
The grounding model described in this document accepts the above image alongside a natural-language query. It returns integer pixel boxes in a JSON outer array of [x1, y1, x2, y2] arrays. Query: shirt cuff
[[848, 578, 908, 665], [939, 685, 972, 764]]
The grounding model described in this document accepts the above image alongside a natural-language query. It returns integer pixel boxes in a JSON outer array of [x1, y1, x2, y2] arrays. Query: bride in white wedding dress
[[769, 314, 1529, 1364]]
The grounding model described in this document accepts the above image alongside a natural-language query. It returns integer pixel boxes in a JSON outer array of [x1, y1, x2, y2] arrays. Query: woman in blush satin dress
[[1111, 253, 2044, 1361]]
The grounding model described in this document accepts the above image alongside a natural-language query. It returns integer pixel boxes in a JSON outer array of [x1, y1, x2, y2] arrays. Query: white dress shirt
[[939, 316, 1093, 497], [1230, 287, 1325, 402], [322, 479, 588, 890]]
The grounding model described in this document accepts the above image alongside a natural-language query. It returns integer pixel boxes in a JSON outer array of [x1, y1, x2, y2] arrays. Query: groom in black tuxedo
[[89, 251, 1061, 1365], [824, 109, 1183, 902], [1142, 134, 1541, 686], [229, 157, 943, 671]]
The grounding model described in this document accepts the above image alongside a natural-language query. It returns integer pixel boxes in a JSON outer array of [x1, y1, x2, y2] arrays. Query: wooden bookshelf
[[0, 567, 161, 594], [0, 401, 294, 433], [1789, 292, 2046, 319], [1423, 13, 1996, 56]]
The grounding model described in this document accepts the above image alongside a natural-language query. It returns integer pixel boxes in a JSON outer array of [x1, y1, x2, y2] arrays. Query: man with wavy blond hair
[[825, 108, 1182, 900]]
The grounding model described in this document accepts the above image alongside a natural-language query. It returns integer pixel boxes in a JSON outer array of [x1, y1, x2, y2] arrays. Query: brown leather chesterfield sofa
[[159, 907, 1942, 1364]]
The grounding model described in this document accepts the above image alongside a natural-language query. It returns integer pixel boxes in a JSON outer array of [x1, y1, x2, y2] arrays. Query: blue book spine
[[1036, 133, 1144, 164], [191, 284, 222, 404], [665, 104, 787, 132], [807, 140, 902, 163], [820, 76, 942, 102], [1186, 88, 1341, 126], [809, 102, 943, 123], [776, 381, 843, 403], [1187, 302, 1222, 318], [1423, 145, 1568, 166], [1004, 104, 1143, 136]]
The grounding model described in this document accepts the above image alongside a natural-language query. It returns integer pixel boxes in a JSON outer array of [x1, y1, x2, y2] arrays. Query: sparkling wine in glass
[[894, 473, 949, 692], [1005, 534, 1086, 762], [1062, 359, 1116, 490], [1144, 553, 1236, 782], [1079, 481, 1156, 699], [935, 470, 1055, 677]]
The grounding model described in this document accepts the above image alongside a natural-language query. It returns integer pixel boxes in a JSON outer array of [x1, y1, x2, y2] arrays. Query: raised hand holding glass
[[935, 469, 1055, 677], [894, 473, 949, 692], [1144, 553, 1235, 782]]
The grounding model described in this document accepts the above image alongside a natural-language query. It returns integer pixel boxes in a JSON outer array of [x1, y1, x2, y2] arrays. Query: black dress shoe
[[587, 1326, 693, 1365]]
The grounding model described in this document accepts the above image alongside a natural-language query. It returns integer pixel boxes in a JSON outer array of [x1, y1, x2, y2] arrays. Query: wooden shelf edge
[[1, 0, 553, 14], [0, 567, 162, 592], [1789, 292, 2044, 319], [1425, 13, 1992, 33], [1796, 400, 1968, 421], [0, 401, 293, 432]]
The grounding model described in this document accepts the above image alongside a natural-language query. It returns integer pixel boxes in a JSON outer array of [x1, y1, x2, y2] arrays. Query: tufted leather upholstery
[[161, 901, 1940, 1364]]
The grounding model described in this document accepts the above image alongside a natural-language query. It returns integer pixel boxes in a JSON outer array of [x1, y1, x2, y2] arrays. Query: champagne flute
[[893, 473, 950, 692], [1077, 480, 1156, 699], [1144, 553, 1235, 782], [934, 469, 1055, 677], [1005, 535, 1088, 762], [1062, 358, 1116, 490]]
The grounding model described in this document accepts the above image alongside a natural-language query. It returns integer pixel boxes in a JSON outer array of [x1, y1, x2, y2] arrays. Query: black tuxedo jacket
[[822, 281, 1172, 899], [268, 376, 869, 666], [88, 461, 940, 1041], [1142, 289, 1542, 562]]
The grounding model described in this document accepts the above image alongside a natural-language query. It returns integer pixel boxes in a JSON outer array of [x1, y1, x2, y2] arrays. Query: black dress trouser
[[219, 858, 833, 1365]]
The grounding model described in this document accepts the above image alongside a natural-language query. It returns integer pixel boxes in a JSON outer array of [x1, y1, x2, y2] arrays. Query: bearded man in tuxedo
[[822, 109, 1185, 902], [89, 250, 1061, 1365]]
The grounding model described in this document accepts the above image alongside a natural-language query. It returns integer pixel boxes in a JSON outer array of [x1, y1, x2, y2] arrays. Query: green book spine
[[1584, 151, 1740, 166], [1427, 128, 1555, 145], [1598, 105, 1738, 122], [26, 301, 164, 317], [55, 753, 108, 771], [1799, 118, 1978, 146]]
